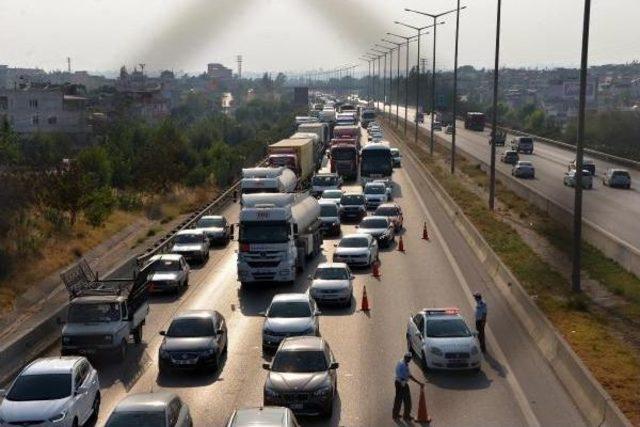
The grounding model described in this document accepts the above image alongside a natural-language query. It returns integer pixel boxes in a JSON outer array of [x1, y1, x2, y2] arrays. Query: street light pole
[[372, 48, 387, 114], [572, 0, 592, 293], [451, 0, 462, 174], [387, 32, 416, 136], [489, 0, 502, 211], [381, 39, 403, 129]]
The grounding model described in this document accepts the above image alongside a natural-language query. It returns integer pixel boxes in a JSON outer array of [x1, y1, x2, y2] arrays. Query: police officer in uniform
[[393, 352, 423, 420], [474, 292, 487, 352]]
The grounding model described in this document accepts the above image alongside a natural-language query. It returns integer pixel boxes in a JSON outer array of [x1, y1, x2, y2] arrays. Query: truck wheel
[[133, 325, 143, 344], [117, 340, 127, 362]]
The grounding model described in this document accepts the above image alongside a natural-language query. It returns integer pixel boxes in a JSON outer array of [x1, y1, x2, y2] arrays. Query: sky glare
[[1, 0, 638, 75]]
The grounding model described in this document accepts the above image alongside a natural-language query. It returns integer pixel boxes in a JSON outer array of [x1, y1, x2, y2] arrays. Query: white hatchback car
[[332, 234, 379, 267], [309, 263, 354, 307], [0, 357, 100, 427], [406, 308, 481, 372]]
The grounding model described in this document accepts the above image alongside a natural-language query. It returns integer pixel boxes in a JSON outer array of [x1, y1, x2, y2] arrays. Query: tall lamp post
[[489, 0, 502, 211], [387, 32, 415, 136], [371, 48, 388, 114], [369, 52, 383, 109], [394, 21, 433, 145], [360, 57, 374, 102], [405, 7, 461, 156], [375, 44, 396, 118], [572, 0, 592, 293], [381, 39, 403, 129], [364, 54, 378, 103]]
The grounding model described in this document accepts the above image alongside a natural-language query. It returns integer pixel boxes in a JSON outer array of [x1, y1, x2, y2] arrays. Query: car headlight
[[471, 346, 479, 355], [49, 411, 66, 423], [430, 347, 443, 356], [313, 386, 333, 397]]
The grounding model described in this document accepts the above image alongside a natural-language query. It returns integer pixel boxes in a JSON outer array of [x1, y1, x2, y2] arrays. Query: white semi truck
[[237, 193, 322, 286], [240, 167, 298, 194]]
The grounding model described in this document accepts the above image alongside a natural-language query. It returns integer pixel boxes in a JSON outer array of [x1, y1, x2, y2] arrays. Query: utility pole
[[572, 0, 592, 293], [451, 0, 462, 174], [236, 55, 243, 79], [420, 58, 427, 75], [489, 0, 502, 211], [67, 57, 71, 73]]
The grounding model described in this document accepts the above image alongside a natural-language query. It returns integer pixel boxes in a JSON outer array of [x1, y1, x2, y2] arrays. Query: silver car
[[512, 161, 535, 179], [226, 407, 300, 427], [194, 215, 230, 245], [145, 254, 190, 294], [309, 263, 354, 307], [363, 182, 391, 209], [602, 168, 631, 189], [0, 357, 100, 427], [171, 229, 210, 263], [356, 216, 395, 248], [261, 294, 320, 353], [564, 170, 593, 189], [332, 233, 379, 267], [105, 392, 192, 427]]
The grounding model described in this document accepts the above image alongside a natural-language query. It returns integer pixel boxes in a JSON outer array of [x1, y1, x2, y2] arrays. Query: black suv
[[339, 193, 366, 221]]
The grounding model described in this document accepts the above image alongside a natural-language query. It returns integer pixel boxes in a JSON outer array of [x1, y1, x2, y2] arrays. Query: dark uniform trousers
[[476, 319, 486, 351], [392, 380, 411, 418]]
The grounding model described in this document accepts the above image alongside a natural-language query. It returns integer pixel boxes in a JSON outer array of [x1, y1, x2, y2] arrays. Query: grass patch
[[394, 124, 640, 424]]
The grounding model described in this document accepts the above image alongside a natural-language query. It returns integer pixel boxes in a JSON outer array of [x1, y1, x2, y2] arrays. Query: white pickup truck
[[59, 260, 150, 361]]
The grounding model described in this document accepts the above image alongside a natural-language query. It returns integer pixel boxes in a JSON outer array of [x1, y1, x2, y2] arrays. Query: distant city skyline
[[1, 0, 638, 76]]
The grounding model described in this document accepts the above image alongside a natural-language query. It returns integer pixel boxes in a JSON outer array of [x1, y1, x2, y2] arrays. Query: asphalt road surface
[[33, 127, 588, 427], [377, 102, 640, 255]]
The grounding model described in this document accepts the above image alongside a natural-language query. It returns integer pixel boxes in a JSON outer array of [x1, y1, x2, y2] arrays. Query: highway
[[377, 102, 640, 255], [14, 125, 589, 426]]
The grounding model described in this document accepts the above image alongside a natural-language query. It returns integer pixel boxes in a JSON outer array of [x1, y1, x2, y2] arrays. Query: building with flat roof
[[207, 63, 233, 81]]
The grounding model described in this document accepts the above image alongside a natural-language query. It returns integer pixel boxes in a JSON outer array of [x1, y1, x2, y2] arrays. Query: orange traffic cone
[[361, 286, 370, 311], [415, 385, 432, 423], [422, 222, 430, 241], [398, 236, 405, 252], [372, 260, 381, 278]]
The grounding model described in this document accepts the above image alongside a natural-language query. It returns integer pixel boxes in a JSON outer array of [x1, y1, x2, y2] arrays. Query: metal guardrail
[[135, 158, 267, 267]]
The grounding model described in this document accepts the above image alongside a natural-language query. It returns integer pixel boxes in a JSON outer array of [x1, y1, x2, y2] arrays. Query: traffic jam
[[0, 97, 485, 427]]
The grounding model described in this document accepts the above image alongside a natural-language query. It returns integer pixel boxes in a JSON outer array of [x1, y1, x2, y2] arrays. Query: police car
[[406, 308, 481, 372]]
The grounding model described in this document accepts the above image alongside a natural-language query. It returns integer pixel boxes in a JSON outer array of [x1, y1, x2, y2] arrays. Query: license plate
[[450, 359, 464, 364], [290, 403, 303, 410]]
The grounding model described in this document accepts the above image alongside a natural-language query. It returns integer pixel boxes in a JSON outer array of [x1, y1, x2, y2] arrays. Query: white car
[[370, 131, 383, 142], [194, 215, 230, 245], [145, 254, 190, 294], [363, 182, 391, 209], [309, 263, 354, 307], [261, 294, 320, 353], [311, 173, 342, 197], [105, 392, 192, 427], [564, 170, 593, 189], [332, 234, 379, 267], [406, 308, 481, 372], [0, 357, 100, 427], [319, 189, 344, 206]]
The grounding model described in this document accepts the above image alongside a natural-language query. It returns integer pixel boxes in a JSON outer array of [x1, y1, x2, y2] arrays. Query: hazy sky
[[1, 0, 638, 76]]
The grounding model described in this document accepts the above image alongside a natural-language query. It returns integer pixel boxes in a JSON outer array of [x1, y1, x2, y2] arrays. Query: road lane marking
[[399, 139, 542, 427]]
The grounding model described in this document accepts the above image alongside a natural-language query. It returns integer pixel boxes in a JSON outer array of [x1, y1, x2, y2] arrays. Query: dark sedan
[[159, 310, 227, 373], [263, 336, 339, 418]]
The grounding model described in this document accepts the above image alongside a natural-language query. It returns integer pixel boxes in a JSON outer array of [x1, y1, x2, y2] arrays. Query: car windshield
[[320, 204, 338, 216], [365, 186, 386, 194], [391, 149, 399, 156], [68, 302, 121, 323], [271, 350, 328, 373], [426, 318, 472, 338], [314, 268, 349, 280], [339, 237, 368, 248], [341, 195, 364, 205], [519, 162, 533, 167], [7, 374, 71, 401], [240, 222, 289, 244], [331, 148, 355, 160], [167, 317, 214, 337], [268, 301, 312, 318], [322, 190, 342, 199], [150, 260, 181, 272], [612, 171, 630, 178], [106, 412, 166, 427], [360, 218, 388, 229], [363, 112, 375, 119], [197, 217, 224, 228], [375, 206, 399, 216], [174, 234, 201, 244], [313, 176, 337, 186]]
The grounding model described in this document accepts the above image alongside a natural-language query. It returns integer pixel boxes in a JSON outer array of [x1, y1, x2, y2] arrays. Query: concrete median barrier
[[390, 121, 631, 426]]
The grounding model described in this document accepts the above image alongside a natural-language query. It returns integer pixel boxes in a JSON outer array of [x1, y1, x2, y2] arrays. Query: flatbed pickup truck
[[59, 259, 150, 361]]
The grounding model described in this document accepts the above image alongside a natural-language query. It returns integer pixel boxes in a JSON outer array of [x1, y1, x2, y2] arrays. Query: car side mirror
[[262, 363, 271, 371], [217, 329, 224, 335], [315, 310, 322, 316], [159, 330, 166, 336], [330, 362, 340, 370], [350, 275, 355, 280], [258, 311, 266, 317], [333, 243, 338, 247], [75, 385, 89, 395], [0, 389, 6, 398], [230, 224, 235, 237], [307, 275, 313, 280], [473, 331, 479, 337]]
